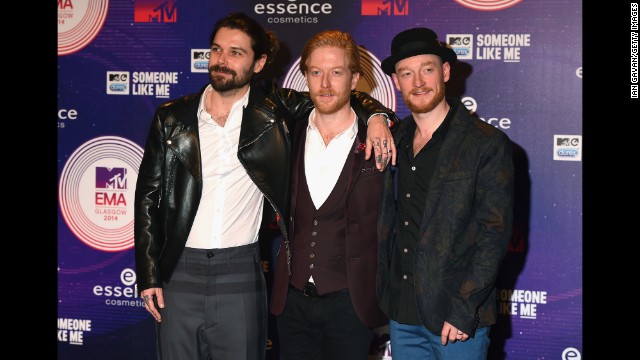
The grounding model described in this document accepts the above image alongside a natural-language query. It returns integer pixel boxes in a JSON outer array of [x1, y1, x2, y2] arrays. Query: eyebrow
[[397, 60, 437, 72], [211, 43, 249, 55]]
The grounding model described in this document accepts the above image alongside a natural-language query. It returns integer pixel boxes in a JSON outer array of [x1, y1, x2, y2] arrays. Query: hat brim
[[381, 46, 457, 76]]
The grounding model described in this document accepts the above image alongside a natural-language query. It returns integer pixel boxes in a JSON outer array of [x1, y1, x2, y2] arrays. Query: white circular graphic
[[282, 47, 396, 112], [453, 0, 523, 11], [59, 136, 143, 252], [561, 347, 581, 360], [58, 0, 109, 56]]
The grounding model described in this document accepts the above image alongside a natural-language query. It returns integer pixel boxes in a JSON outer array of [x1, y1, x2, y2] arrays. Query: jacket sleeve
[[448, 131, 515, 335], [134, 108, 166, 295], [350, 90, 399, 130]]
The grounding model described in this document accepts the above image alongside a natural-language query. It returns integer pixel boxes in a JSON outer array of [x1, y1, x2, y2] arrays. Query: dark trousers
[[157, 244, 267, 360], [276, 285, 374, 360]]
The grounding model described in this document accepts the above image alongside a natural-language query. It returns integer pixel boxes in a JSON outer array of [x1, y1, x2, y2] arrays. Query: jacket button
[[166, 140, 172, 144], [207, 252, 214, 258]]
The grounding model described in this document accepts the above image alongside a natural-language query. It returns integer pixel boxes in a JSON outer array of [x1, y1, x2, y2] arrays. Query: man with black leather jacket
[[134, 12, 397, 360]]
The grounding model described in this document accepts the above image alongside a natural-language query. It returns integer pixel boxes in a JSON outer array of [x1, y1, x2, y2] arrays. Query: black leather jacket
[[134, 83, 397, 293]]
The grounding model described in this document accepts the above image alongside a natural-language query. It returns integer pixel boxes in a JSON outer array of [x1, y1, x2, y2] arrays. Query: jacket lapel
[[346, 118, 369, 194], [413, 104, 470, 237]]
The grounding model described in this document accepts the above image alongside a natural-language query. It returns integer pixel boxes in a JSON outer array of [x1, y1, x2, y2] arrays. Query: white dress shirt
[[185, 85, 264, 249], [304, 108, 358, 209]]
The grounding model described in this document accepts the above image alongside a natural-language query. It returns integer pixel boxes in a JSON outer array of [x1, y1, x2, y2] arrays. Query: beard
[[313, 89, 351, 115], [402, 84, 446, 114], [209, 64, 254, 93]]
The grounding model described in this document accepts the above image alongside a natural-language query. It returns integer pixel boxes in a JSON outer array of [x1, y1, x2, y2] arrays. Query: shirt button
[[404, 221, 409, 226], [403, 248, 408, 253], [411, 166, 416, 171], [312, 231, 317, 236], [403, 274, 407, 280], [309, 253, 315, 258], [310, 242, 316, 247], [406, 193, 411, 198], [207, 252, 214, 259], [309, 264, 314, 269], [167, 140, 172, 145], [313, 220, 318, 226]]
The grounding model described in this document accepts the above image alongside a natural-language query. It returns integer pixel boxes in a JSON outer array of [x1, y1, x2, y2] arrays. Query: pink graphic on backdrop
[[361, 0, 408, 16], [453, 0, 523, 11], [57, 0, 109, 56], [134, 0, 177, 23]]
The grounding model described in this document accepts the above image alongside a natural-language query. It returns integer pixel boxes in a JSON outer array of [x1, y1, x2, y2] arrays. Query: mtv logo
[[134, 0, 177, 23], [556, 137, 579, 146], [449, 37, 464, 46], [361, 0, 409, 16], [96, 167, 127, 189], [193, 51, 208, 59], [109, 73, 127, 81]]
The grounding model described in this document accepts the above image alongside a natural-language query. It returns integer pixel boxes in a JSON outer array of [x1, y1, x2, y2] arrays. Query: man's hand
[[441, 321, 469, 345], [365, 114, 396, 170], [141, 288, 164, 323]]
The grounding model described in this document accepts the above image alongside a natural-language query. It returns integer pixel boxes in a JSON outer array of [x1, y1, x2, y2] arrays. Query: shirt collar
[[307, 108, 358, 140], [198, 84, 251, 124]]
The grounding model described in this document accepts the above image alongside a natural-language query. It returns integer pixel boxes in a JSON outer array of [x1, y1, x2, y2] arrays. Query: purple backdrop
[[58, 1, 582, 359]]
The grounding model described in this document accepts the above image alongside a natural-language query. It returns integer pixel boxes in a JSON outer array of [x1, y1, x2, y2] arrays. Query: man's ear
[[254, 54, 268, 74], [350, 72, 361, 90]]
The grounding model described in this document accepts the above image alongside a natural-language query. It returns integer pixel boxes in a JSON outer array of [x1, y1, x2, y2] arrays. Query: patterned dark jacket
[[377, 97, 515, 337]]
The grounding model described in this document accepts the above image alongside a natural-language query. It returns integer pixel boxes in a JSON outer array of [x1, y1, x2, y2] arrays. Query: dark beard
[[209, 65, 254, 93]]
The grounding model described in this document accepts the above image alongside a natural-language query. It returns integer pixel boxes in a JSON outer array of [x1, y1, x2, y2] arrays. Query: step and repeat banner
[[57, 1, 582, 359]]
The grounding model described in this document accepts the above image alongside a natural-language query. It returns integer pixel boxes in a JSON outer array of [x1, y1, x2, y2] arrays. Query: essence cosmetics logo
[[282, 47, 396, 112], [58, 136, 144, 252], [362, 0, 408, 15], [554, 135, 582, 161], [134, 0, 177, 23], [58, 0, 109, 56]]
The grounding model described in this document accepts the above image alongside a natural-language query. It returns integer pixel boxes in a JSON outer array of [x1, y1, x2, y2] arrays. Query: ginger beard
[[209, 63, 254, 93], [401, 80, 446, 114], [312, 87, 351, 115]]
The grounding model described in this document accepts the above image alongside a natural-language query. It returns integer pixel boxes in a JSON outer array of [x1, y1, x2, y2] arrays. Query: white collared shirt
[[304, 108, 358, 209], [185, 85, 264, 249]]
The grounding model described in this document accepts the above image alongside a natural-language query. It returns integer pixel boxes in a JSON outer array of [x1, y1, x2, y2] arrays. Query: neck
[[206, 86, 249, 126], [313, 107, 354, 146], [413, 101, 450, 138]]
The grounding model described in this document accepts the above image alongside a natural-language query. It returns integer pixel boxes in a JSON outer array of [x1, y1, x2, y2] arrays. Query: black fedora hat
[[381, 27, 457, 76]]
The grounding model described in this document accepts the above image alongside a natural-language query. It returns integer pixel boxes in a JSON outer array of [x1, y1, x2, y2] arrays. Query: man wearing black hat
[[376, 27, 515, 359]]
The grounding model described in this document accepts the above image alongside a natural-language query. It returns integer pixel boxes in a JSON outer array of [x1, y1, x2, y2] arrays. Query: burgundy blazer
[[269, 112, 393, 328]]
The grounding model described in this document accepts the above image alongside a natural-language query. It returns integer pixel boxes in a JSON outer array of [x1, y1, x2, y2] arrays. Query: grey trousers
[[157, 243, 267, 360]]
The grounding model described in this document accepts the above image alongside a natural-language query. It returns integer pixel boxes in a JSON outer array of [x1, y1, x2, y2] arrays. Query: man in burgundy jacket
[[269, 30, 396, 360]]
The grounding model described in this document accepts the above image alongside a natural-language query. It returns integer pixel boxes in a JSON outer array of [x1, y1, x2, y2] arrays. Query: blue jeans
[[389, 320, 490, 360]]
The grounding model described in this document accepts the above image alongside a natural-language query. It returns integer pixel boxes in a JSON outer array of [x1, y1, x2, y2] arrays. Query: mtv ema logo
[[134, 0, 177, 23], [59, 136, 144, 252], [362, 0, 408, 16]]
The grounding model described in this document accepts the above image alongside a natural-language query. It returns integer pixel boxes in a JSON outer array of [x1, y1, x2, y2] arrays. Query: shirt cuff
[[366, 113, 390, 127]]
